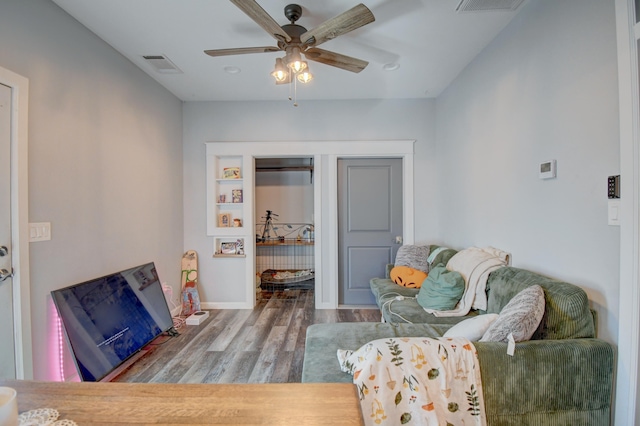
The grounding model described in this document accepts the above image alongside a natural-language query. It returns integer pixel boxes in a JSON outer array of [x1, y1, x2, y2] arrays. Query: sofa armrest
[[385, 263, 393, 279], [475, 338, 614, 425]]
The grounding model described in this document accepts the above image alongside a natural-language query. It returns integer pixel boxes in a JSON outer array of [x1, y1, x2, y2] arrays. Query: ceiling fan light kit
[[206, 1, 375, 105]]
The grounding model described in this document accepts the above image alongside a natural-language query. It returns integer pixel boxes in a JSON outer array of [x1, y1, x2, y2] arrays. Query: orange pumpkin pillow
[[390, 266, 428, 288]]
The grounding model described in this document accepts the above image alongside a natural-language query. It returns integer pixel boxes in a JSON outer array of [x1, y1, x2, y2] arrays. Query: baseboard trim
[[201, 302, 253, 310]]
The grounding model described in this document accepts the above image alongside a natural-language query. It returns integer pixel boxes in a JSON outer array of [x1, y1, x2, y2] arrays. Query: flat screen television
[[51, 262, 174, 382]]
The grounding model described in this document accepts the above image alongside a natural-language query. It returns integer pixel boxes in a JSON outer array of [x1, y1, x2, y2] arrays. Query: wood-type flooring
[[113, 288, 381, 384]]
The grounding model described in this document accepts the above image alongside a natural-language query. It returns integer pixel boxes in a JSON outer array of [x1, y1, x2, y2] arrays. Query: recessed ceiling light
[[382, 63, 400, 71], [224, 66, 241, 74]]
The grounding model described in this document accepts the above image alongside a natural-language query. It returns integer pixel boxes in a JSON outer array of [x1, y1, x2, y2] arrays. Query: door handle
[[0, 246, 7, 257], [395, 236, 403, 244], [0, 268, 12, 282]]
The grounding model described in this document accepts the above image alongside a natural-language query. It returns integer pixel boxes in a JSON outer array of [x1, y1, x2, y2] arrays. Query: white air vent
[[456, 0, 526, 13], [142, 55, 183, 74]]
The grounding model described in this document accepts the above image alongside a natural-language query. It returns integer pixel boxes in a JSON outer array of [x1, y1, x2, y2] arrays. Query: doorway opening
[[254, 158, 315, 295]]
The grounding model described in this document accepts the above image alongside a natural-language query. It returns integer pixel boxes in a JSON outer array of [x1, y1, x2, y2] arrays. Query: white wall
[[1, 0, 184, 380], [183, 99, 436, 304], [435, 0, 619, 342], [255, 170, 314, 225]]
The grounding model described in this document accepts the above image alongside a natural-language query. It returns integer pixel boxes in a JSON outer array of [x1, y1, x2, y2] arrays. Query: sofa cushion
[[486, 267, 595, 340], [302, 322, 451, 383], [480, 285, 545, 343], [370, 277, 477, 325], [395, 244, 430, 272], [416, 265, 465, 310], [370, 277, 420, 309], [443, 314, 499, 341]]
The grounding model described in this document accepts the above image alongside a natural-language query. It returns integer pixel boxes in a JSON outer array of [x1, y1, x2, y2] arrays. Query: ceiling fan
[[204, 1, 375, 84]]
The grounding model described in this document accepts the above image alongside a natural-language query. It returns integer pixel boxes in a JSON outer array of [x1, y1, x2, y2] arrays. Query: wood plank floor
[[112, 289, 381, 384]]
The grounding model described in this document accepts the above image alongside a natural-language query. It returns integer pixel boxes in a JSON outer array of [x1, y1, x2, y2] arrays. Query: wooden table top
[[0, 380, 363, 425]]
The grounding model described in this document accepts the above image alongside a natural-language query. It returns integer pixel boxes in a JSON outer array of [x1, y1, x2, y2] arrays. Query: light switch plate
[[608, 200, 621, 226], [29, 222, 51, 242]]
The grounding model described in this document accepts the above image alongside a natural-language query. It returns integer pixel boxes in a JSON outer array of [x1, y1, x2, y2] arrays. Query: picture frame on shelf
[[218, 213, 232, 227], [220, 242, 237, 254], [218, 194, 226, 203], [232, 189, 243, 203], [222, 167, 241, 179]]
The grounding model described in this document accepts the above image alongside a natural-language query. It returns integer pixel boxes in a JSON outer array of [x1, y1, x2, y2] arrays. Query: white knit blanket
[[338, 337, 486, 426], [426, 247, 509, 316]]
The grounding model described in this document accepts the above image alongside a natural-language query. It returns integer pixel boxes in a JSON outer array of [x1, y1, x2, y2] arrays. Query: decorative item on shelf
[[232, 189, 243, 203], [233, 218, 242, 227], [218, 194, 226, 203], [218, 213, 232, 227], [220, 242, 237, 254], [236, 239, 245, 255], [223, 167, 241, 179]]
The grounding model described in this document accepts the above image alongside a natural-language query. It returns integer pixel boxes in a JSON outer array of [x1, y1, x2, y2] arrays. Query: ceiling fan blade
[[300, 3, 375, 47], [304, 48, 369, 73], [204, 46, 280, 57], [229, 0, 292, 43]]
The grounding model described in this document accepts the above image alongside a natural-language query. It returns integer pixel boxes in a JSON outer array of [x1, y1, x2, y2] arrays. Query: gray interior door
[[338, 158, 403, 305], [0, 82, 16, 379]]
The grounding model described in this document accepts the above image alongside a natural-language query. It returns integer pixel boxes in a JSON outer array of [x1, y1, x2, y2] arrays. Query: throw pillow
[[395, 245, 430, 273], [389, 265, 428, 288], [443, 314, 499, 341], [416, 265, 465, 310], [480, 285, 545, 343]]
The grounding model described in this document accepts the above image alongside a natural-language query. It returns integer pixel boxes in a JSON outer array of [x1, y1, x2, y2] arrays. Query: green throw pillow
[[416, 265, 465, 311]]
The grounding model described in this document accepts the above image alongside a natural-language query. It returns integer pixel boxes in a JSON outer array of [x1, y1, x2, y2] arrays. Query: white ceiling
[[50, 0, 524, 102]]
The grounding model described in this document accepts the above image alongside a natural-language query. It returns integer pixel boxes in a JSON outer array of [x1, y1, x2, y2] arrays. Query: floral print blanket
[[338, 337, 486, 426]]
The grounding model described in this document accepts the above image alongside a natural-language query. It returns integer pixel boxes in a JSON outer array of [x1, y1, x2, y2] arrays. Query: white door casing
[[0, 66, 32, 379], [0, 82, 16, 378], [204, 140, 414, 310]]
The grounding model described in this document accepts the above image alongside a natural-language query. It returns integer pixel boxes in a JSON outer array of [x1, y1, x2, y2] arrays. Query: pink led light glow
[[56, 314, 65, 381]]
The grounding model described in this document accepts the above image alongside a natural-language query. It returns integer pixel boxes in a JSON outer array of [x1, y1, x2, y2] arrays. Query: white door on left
[[0, 82, 16, 379]]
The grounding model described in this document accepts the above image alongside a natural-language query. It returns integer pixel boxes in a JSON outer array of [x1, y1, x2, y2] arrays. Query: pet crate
[[255, 222, 314, 291]]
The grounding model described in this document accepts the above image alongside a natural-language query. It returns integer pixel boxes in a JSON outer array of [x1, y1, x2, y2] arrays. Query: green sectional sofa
[[302, 248, 615, 425]]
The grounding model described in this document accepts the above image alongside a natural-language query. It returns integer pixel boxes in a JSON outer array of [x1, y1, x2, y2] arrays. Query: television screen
[[51, 262, 174, 381]]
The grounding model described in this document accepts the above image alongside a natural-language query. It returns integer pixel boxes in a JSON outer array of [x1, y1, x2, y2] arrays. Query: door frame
[[0, 66, 32, 379], [313, 143, 414, 309], [206, 140, 414, 310], [334, 157, 406, 307]]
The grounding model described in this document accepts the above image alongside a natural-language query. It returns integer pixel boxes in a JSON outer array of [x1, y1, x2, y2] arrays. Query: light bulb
[[271, 58, 289, 82], [286, 48, 307, 73], [297, 70, 313, 83]]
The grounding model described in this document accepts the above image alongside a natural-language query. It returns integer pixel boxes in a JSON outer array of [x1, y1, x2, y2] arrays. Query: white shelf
[[207, 154, 247, 235]]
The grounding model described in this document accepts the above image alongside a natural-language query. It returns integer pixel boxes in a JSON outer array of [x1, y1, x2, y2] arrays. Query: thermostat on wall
[[539, 160, 556, 179]]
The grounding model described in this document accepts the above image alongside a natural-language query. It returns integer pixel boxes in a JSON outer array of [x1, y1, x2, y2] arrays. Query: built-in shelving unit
[[210, 156, 244, 232], [205, 146, 255, 308]]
